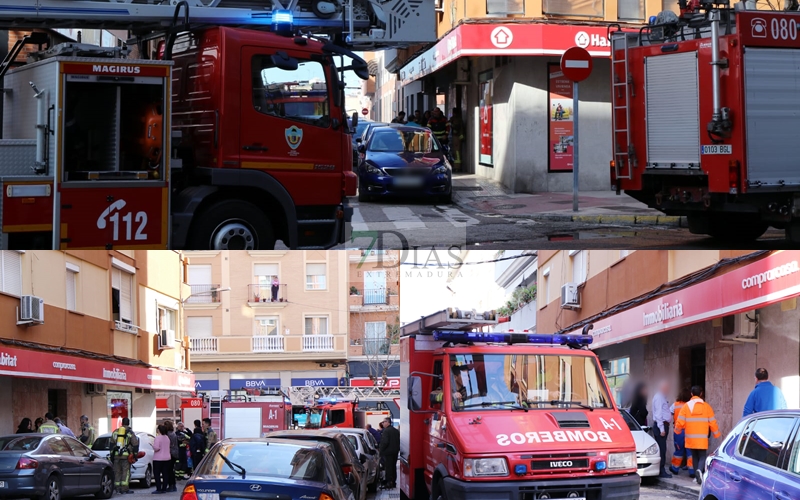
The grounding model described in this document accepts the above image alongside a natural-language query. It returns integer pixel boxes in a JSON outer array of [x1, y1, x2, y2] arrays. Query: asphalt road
[[340, 198, 791, 250]]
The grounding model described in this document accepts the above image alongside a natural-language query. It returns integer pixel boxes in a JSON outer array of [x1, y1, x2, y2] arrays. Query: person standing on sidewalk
[[175, 422, 192, 479], [652, 381, 673, 479], [164, 420, 178, 491], [152, 425, 171, 494], [110, 417, 139, 494], [79, 415, 96, 447], [378, 418, 399, 489], [189, 420, 207, 470], [743, 368, 787, 417], [669, 389, 694, 477], [675, 386, 721, 486], [38, 413, 60, 434], [202, 418, 218, 453], [629, 382, 649, 427]]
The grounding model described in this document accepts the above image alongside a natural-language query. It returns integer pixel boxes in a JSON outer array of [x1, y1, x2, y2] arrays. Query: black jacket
[[379, 425, 400, 456], [190, 428, 207, 456], [630, 398, 649, 427]]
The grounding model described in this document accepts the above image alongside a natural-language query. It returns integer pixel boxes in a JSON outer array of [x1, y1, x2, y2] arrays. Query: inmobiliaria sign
[[0, 345, 194, 391], [566, 251, 800, 348]]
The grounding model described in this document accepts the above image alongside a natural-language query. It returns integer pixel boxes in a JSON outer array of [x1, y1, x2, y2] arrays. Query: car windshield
[[620, 411, 641, 431], [369, 129, 439, 153], [198, 442, 326, 482], [0, 436, 41, 451], [356, 121, 371, 136], [445, 354, 612, 411], [92, 437, 113, 451]]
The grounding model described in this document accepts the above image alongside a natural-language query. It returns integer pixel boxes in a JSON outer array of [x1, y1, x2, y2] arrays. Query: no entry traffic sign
[[362, 108, 369, 115], [560, 46, 593, 82]]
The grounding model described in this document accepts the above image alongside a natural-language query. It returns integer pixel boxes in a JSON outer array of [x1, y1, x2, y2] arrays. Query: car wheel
[[95, 469, 114, 499], [141, 464, 153, 487], [38, 475, 61, 500], [188, 200, 275, 250], [368, 473, 378, 493], [358, 189, 370, 203], [438, 191, 452, 205]]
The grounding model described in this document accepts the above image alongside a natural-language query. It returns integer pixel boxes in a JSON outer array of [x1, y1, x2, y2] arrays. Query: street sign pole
[[560, 46, 593, 213], [573, 81, 579, 212]]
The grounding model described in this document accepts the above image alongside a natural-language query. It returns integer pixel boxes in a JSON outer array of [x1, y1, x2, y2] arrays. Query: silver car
[[92, 432, 155, 486], [339, 429, 380, 492]]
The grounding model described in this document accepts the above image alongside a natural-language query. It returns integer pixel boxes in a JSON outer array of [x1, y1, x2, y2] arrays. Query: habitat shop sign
[[497, 417, 624, 446], [566, 251, 800, 349], [0, 345, 193, 391], [399, 23, 617, 85]]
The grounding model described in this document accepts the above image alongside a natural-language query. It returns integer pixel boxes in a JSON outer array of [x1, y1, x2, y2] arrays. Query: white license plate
[[701, 144, 732, 155], [393, 177, 423, 187], [0, 481, 6, 488]]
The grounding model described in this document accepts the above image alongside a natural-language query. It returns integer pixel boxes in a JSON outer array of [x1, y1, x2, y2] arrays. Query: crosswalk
[[345, 202, 480, 249]]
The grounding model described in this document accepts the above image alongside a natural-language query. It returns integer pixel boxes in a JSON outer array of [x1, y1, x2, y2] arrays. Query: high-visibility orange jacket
[[672, 401, 685, 425], [674, 396, 721, 450]]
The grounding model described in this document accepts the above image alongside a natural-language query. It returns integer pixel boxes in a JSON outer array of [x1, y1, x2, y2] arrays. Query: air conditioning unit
[[561, 283, 581, 310], [85, 383, 105, 395], [17, 295, 44, 325], [722, 311, 759, 343], [158, 329, 176, 350]]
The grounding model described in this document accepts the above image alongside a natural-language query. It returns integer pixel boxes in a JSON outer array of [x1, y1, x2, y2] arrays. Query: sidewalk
[[452, 174, 687, 227], [654, 471, 702, 496]]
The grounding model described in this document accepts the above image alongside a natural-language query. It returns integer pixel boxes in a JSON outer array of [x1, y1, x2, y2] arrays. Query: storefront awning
[[399, 22, 618, 85], [0, 345, 194, 391], [565, 251, 800, 348]]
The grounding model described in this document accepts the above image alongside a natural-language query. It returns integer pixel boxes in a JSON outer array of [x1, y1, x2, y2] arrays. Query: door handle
[[243, 145, 269, 152], [776, 491, 792, 500], [726, 471, 742, 482]]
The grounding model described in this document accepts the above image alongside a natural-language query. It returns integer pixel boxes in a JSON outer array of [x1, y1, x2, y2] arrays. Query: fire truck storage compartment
[[224, 407, 262, 438], [645, 51, 701, 168], [0, 141, 37, 177], [63, 76, 166, 180], [744, 48, 800, 189]]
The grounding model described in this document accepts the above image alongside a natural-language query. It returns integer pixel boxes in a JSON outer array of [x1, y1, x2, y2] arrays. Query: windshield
[[198, 442, 326, 482], [445, 354, 612, 411], [620, 411, 641, 431], [356, 121, 371, 136], [369, 129, 439, 153], [0, 436, 41, 451]]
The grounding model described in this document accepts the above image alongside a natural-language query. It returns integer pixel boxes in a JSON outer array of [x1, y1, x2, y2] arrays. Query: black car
[[265, 430, 369, 500], [183, 438, 356, 500], [0, 433, 114, 500], [356, 124, 452, 203]]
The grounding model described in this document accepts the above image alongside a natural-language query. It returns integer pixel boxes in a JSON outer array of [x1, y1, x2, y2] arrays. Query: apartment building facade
[[0, 250, 193, 435], [184, 251, 349, 394], [374, 0, 684, 192], [347, 250, 401, 388], [536, 249, 800, 455]]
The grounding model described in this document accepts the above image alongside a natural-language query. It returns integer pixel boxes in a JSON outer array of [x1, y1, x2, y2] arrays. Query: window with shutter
[[306, 263, 327, 290], [66, 270, 77, 311], [187, 317, 213, 338], [112, 267, 134, 325], [304, 316, 328, 335], [0, 251, 22, 296], [255, 316, 279, 336]]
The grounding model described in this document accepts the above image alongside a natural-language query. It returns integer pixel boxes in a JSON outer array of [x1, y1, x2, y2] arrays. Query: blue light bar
[[432, 330, 593, 346], [271, 9, 293, 34]]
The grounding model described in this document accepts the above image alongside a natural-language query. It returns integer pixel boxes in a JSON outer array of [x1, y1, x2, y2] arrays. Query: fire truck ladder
[[0, 0, 437, 48], [208, 394, 223, 432], [287, 386, 400, 406], [610, 28, 635, 180]]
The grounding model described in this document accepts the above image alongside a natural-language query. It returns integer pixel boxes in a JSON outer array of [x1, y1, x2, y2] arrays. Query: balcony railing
[[249, 283, 287, 303], [350, 287, 395, 306], [252, 335, 285, 353], [303, 334, 335, 352], [186, 284, 221, 304], [190, 337, 218, 353]]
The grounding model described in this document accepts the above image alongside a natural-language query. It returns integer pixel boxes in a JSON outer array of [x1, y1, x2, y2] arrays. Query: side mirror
[[359, 454, 368, 464], [356, 138, 362, 143], [408, 376, 423, 411], [270, 51, 298, 71], [87, 454, 96, 462], [347, 472, 356, 485], [357, 144, 366, 153], [351, 112, 359, 131]]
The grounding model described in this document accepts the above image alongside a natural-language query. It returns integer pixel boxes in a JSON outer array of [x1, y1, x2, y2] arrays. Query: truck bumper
[[442, 473, 640, 500]]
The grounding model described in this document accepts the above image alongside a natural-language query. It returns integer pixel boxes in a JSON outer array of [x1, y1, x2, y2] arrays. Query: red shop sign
[[0, 345, 194, 391], [349, 377, 401, 389], [567, 251, 800, 348]]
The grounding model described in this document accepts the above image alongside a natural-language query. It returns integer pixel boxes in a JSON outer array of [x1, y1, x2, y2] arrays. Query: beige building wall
[[347, 250, 401, 359]]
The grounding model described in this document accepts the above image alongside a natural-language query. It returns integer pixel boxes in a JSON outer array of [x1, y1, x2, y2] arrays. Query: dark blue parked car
[[356, 124, 452, 204], [181, 438, 356, 500], [701, 410, 800, 500]]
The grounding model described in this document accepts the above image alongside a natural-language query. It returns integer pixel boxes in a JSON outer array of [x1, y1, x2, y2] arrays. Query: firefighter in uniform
[[202, 418, 218, 453], [669, 390, 694, 477], [674, 386, 720, 486], [79, 415, 96, 447], [175, 422, 191, 479], [428, 108, 449, 152], [448, 108, 464, 172], [110, 417, 139, 494], [38, 413, 60, 434]]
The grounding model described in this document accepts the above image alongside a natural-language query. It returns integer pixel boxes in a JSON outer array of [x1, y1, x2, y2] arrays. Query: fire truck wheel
[[190, 200, 275, 250], [706, 215, 768, 242]]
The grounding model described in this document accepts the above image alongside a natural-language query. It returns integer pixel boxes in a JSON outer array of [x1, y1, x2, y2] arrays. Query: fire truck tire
[[706, 215, 768, 242], [189, 200, 275, 250]]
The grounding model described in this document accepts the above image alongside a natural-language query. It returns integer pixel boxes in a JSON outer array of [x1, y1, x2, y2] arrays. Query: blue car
[[356, 124, 452, 204], [181, 438, 356, 500], [701, 410, 800, 500]]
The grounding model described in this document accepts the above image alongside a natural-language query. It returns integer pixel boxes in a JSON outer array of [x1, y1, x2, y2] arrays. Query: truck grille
[[519, 485, 602, 500]]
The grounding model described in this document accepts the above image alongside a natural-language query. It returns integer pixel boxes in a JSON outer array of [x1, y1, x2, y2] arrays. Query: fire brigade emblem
[[285, 126, 304, 151]]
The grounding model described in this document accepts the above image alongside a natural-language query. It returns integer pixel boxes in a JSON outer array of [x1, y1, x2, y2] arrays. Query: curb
[[469, 210, 688, 227], [655, 478, 701, 497]]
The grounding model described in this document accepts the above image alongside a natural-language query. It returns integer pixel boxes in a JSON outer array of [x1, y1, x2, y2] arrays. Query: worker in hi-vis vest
[[110, 418, 139, 494]]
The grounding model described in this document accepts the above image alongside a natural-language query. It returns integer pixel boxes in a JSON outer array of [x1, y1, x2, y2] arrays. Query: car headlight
[[644, 444, 659, 456], [463, 458, 508, 477], [608, 452, 636, 470], [365, 163, 383, 175], [431, 164, 448, 175]]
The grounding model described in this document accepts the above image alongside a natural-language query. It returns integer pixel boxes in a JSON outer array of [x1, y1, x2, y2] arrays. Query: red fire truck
[[610, 6, 800, 243], [303, 398, 392, 429], [0, 0, 422, 250], [400, 310, 639, 500]]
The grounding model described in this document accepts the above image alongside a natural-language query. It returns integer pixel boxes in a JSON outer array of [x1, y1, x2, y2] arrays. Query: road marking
[[382, 206, 426, 230], [351, 206, 369, 232], [436, 206, 480, 226]]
